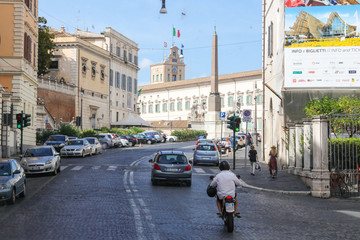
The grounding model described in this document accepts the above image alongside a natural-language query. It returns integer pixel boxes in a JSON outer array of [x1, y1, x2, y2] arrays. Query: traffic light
[[16, 113, 23, 129], [227, 115, 234, 130], [23, 114, 31, 128], [234, 117, 241, 132]]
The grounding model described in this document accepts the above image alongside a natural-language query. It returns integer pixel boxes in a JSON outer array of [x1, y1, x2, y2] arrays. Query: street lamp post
[[80, 89, 84, 130], [254, 85, 258, 146]]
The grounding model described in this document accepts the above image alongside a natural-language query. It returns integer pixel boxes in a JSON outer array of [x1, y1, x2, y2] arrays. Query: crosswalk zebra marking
[[71, 166, 84, 171], [91, 166, 101, 170], [107, 166, 117, 171], [60, 166, 69, 171], [193, 168, 206, 173]]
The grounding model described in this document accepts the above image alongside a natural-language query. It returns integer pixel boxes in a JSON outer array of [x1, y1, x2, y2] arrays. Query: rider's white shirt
[[210, 170, 242, 199]]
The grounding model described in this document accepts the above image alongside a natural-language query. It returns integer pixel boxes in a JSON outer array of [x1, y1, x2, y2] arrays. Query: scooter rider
[[210, 160, 242, 217]]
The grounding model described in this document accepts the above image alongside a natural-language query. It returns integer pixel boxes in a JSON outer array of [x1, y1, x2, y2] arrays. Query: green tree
[[38, 17, 55, 76]]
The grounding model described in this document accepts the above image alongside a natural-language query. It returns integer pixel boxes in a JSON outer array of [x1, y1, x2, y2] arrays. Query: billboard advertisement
[[284, 1, 360, 88]]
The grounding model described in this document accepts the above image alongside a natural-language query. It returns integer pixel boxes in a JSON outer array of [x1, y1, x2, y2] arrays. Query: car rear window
[[158, 155, 187, 164], [67, 140, 83, 146], [198, 145, 216, 151], [86, 139, 95, 144]]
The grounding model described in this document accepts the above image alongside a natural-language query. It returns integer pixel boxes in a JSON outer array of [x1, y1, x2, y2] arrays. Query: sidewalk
[[220, 147, 311, 195]]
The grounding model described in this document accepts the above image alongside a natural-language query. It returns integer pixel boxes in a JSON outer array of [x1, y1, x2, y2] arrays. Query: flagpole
[[172, 25, 174, 46]]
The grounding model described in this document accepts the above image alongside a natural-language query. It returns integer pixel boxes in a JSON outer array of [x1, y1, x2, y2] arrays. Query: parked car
[[68, 137, 78, 141], [112, 134, 122, 147], [143, 131, 163, 143], [85, 137, 102, 155], [44, 135, 68, 152], [193, 143, 220, 166], [251, 133, 261, 142], [20, 146, 61, 175], [166, 135, 178, 142], [117, 135, 129, 147], [135, 133, 156, 145], [160, 133, 167, 143], [97, 133, 115, 148], [149, 151, 192, 186], [0, 159, 26, 204], [196, 139, 214, 145], [122, 135, 137, 147], [60, 139, 92, 157]]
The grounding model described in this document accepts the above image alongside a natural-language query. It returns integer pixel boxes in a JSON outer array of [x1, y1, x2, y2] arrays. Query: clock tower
[[150, 46, 185, 84]]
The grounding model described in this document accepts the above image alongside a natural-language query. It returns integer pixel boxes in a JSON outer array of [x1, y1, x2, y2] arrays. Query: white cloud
[[139, 58, 153, 69]]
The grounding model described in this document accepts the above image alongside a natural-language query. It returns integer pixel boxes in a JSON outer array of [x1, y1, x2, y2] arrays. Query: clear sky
[[39, 0, 262, 86]]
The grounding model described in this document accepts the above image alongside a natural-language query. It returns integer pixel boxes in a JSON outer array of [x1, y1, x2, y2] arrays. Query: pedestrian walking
[[248, 145, 258, 176], [268, 145, 278, 179], [223, 138, 232, 156], [245, 133, 252, 152]]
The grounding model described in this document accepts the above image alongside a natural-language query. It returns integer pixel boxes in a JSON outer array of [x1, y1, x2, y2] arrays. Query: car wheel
[[53, 165, 58, 175], [147, 140, 152, 145], [7, 188, 15, 205], [82, 151, 85, 158], [58, 164, 61, 172], [193, 161, 198, 166], [151, 179, 157, 186], [169, 138, 174, 142], [186, 181, 192, 187], [20, 183, 26, 198]]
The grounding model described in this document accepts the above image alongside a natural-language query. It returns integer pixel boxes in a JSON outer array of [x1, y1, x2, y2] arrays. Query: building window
[[168, 74, 170, 81], [49, 60, 59, 70], [116, 112, 119, 122], [221, 97, 224, 107], [129, 53, 132, 63], [81, 58, 89, 74], [110, 100, 112, 106], [156, 75, 159, 82], [116, 46, 121, 57], [142, 104, 146, 113], [177, 101, 182, 111], [116, 101, 119, 107], [110, 43, 113, 54], [268, 22, 273, 58], [228, 96, 234, 107], [116, 72, 120, 88], [257, 120, 262, 130], [100, 66, 105, 80], [110, 69, 113, 86], [179, 75, 182, 80], [122, 74, 126, 90], [91, 62, 98, 78], [153, 75, 155, 83], [173, 75, 176, 81], [134, 79, 137, 94], [23, 33, 32, 63], [123, 50, 127, 61], [246, 95, 252, 105], [170, 102, 175, 111], [148, 104, 153, 113], [160, 74, 162, 81], [155, 104, 160, 113], [134, 56, 138, 66], [127, 77, 132, 92], [162, 103, 167, 112], [185, 101, 190, 110], [256, 94, 263, 104]]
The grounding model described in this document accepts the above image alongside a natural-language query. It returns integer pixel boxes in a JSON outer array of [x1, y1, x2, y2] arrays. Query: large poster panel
[[284, 1, 360, 88]]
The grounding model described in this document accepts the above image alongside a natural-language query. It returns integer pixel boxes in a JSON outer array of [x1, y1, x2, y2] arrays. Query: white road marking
[[71, 166, 83, 171], [129, 198, 145, 239], [91, 166, 101, 170], [107, 165, 117, 171], [210, 169, 220, 174], [193, 168, 206, 173], [60, 166, 69, 171], [336, 210, 360, 219], [129, 171, 134, 186]]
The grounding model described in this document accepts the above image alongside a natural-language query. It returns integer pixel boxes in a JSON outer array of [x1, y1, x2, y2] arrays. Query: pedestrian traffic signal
[[234, 117, 241, 132], [16, 113, 23, 129], [227, 115, 234, 130], [23, 114, 31, 128]]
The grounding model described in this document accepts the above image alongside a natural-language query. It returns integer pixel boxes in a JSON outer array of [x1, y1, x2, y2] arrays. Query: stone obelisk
[[205, 28, 221, 139]]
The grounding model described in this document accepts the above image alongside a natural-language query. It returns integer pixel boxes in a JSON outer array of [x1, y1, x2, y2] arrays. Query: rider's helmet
[[219, 160, 230, 171]]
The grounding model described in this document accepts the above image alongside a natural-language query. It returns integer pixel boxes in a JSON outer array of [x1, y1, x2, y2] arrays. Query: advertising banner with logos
[[284, 1, 360, 88]]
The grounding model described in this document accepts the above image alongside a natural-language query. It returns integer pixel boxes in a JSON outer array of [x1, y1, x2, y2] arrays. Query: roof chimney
[[61, 26, 65, 33]]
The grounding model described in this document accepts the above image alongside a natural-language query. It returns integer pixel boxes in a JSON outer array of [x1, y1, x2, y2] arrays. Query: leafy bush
[[58, 124, 80, 137], [36, 129, 58, 145], [172, 130, 207, 141], [80, 129, 98, 138]]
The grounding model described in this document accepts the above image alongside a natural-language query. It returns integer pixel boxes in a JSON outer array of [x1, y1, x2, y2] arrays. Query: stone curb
[[238, 179, 311, 195]]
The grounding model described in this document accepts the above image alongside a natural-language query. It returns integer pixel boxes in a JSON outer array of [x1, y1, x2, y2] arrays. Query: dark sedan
[[0, 159, 26, 204], [122, 135, 137, 147], [135, 133, 156, 144], [44, 135, 68, 152]]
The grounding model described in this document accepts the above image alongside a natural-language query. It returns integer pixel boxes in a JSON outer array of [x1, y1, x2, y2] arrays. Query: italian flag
[[173, 27, 180, 38]]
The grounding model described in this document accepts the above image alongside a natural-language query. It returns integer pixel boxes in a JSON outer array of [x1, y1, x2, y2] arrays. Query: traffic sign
[[219, 112, 225, 118], [243, 109, 252, 122]]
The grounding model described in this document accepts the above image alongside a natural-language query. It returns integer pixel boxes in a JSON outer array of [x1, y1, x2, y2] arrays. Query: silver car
[[85, 137, 102, 155], [193, 143, 220, 166], [149, 151, 192, 186], [60, 139, 92, 157], [21, 146, 61, 175], [0, 159, 26, 204]]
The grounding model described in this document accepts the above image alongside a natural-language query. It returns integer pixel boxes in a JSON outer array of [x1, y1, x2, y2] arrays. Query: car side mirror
[[189, 160, 192, 164], [59, 143, 65, 147], [148, 159, 153, 163], [13, 170, 21, 175]]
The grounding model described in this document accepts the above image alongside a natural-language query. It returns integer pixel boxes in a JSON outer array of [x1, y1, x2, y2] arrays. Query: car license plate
[[225, 203, 234, 212], [32, 167, 40, 170], [202, 157, 210, 160], [165, 168, 180, 172]]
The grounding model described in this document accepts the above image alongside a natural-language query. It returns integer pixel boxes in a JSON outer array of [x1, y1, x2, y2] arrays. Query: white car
[[60, 139, 92, 157], [85, 137, 102, 155], [166, 135, 178, 142], [21, 146, 61, 175]]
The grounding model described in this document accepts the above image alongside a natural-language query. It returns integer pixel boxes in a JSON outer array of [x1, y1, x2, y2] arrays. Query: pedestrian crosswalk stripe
[[91, 166, 101, 170], [193, 168, 205, 173], [71, 166, 83, 171], [210, 169, 219, 174], [107, 166, 117, 171], [60, 166, 69, 171]]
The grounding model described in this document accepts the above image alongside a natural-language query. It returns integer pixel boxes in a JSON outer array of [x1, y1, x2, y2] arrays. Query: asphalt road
[[0, 141, 359, 240]]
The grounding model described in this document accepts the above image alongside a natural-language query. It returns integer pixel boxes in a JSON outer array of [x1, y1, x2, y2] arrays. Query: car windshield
[[0, 163, 11, 176], [24, 148, 53, 157], [198, 145, 216, 151], [67, 140, 84, 146], [86, 139, 95, 144], [158, 155, 187, 164], [48, 135, 65, 141]]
